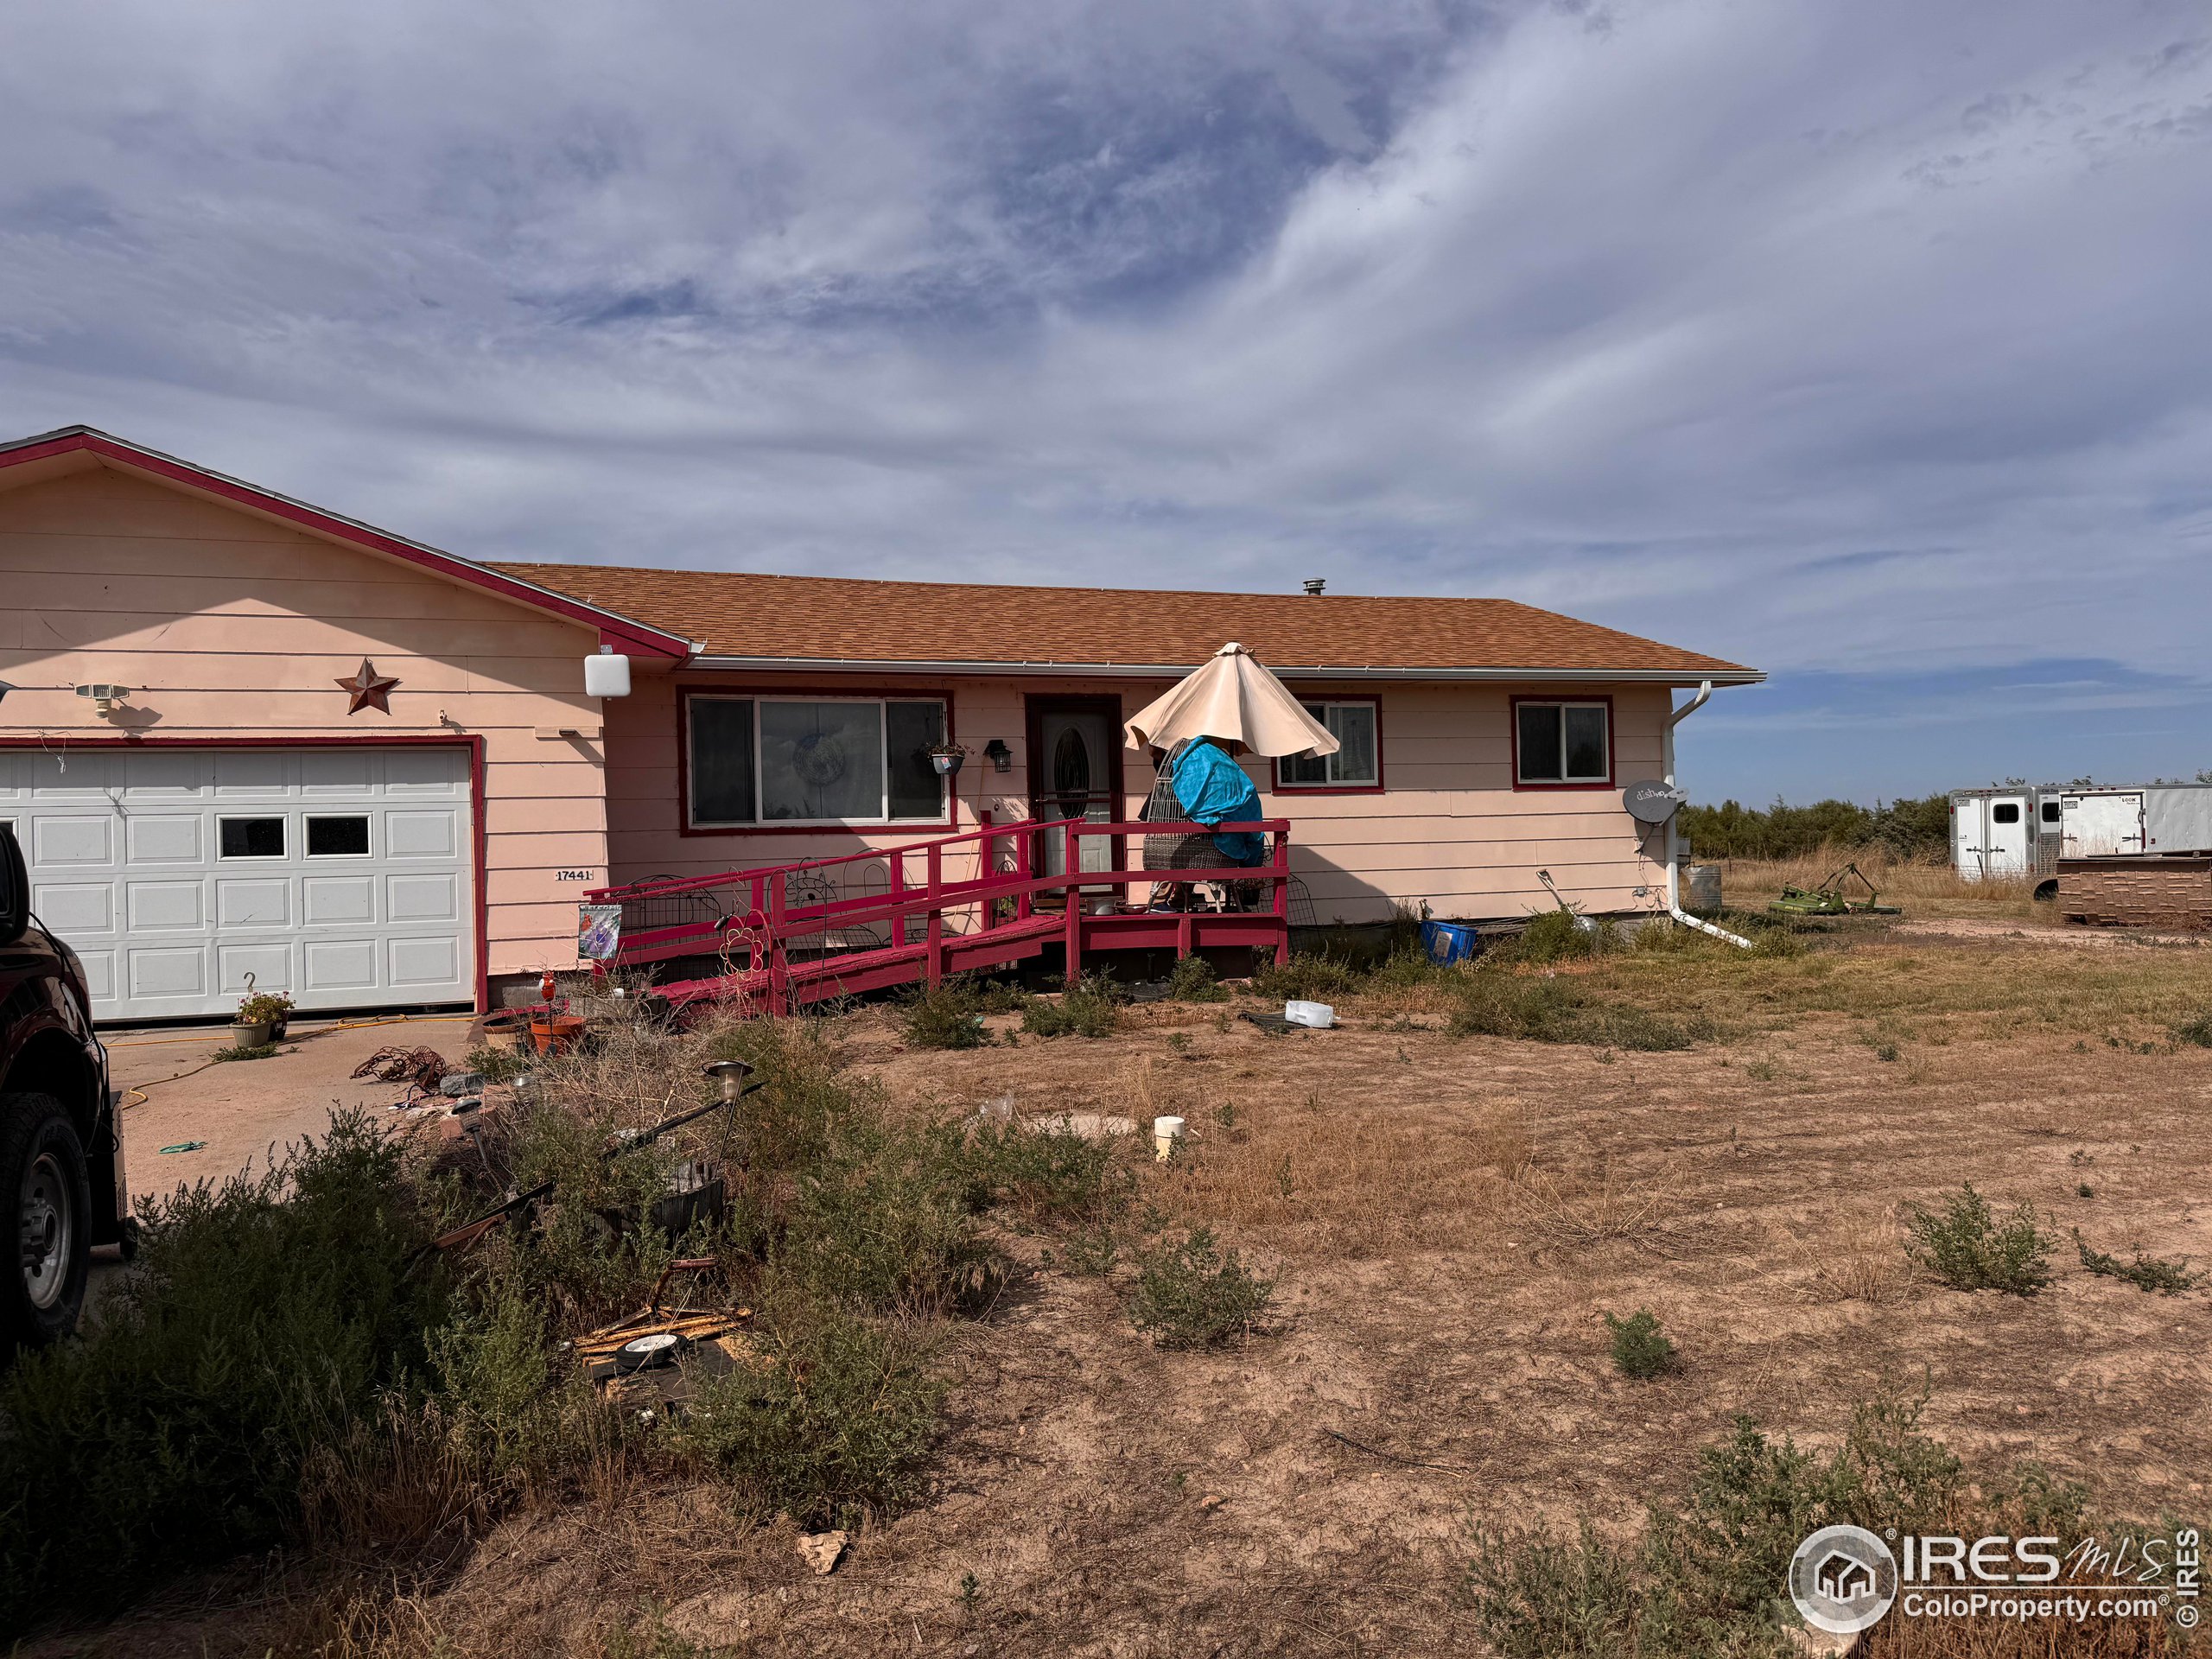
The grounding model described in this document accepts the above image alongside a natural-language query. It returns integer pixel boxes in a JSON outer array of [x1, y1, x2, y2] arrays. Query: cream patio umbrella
[[1122, 642, 1339, 759]]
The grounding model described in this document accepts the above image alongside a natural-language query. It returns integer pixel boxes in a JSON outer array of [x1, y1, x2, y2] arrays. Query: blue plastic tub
[[1421, 919, 1480, 965]]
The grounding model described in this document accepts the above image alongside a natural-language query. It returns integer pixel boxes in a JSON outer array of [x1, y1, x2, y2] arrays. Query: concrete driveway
[[108, 1014, 480, 1203]]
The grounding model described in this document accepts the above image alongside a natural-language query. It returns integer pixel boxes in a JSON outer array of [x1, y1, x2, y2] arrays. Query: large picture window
[[687, 695, 949, 827], [1514, 699, 1611, 787], [1275, 700, 1382, 792]]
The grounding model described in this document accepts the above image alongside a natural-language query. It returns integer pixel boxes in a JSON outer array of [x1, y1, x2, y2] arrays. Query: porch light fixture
[[983, 738, 1013, 772]]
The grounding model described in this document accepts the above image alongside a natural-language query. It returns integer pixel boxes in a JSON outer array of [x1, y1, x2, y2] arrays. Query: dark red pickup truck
[[1, 821, 129, 1356]]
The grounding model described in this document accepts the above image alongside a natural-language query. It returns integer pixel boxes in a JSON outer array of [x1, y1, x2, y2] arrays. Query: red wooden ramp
[[586, 817, 1292, 1014]]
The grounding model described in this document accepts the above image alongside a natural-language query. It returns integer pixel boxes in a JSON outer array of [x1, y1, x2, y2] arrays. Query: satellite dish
[[1623, 779, 1688, 825]]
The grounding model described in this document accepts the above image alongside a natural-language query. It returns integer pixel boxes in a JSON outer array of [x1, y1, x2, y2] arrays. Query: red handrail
[[598, 816, 1292, 997]]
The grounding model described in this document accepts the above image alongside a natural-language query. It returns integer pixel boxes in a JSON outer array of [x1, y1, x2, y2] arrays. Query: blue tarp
[[1169, 740, 1267, 865]]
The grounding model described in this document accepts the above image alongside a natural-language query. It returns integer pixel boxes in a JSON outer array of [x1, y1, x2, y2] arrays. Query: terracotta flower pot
[[529, 1014, 586, 1055]]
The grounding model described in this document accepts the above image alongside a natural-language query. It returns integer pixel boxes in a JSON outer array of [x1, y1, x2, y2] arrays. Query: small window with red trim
[[1276, 701, 1380, 791], [1515, 701, 1610, 785]]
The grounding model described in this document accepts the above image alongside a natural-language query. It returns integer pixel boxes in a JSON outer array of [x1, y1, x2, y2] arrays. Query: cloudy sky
[[4, 0, 2209, 803]]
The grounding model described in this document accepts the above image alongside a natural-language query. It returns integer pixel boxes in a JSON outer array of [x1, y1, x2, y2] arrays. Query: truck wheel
[[2, 1093, 92, 1356]]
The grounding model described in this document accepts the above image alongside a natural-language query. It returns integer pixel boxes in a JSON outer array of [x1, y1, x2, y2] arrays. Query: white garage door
[[0, 746, 474, 1022]]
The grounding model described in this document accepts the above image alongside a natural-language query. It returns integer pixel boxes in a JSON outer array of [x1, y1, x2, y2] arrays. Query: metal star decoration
[[336, 658, 401, 715]]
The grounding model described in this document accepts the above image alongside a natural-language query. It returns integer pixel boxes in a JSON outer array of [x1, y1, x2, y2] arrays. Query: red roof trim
[[0, 428, 695, 660]]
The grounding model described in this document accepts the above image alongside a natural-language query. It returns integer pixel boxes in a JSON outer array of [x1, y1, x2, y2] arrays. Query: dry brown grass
[[1719, 846, 2041, 919], [1508, 1163, 1668, 1254], [1160, 1091, 1536, 1258], [35, 935, 2212, 1659]]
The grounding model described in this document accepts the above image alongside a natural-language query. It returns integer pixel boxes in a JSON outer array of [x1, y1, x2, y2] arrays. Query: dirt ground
[[58, 928, 2212, 1656]]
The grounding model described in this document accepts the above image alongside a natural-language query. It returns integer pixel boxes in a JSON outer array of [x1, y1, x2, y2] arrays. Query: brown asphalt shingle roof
[[491, 563, 1758, 680]]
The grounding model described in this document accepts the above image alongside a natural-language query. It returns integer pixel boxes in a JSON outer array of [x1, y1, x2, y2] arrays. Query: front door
[[1027, 698, 1122, 882]]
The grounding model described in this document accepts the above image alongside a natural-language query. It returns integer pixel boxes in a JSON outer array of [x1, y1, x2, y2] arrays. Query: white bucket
[[1284, 1000, 1336, 1028], [1152, 1115, 1185, 1161]]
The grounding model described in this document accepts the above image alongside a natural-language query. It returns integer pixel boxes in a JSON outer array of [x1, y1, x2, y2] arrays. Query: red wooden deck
[[588, 817, 1292, 1014]]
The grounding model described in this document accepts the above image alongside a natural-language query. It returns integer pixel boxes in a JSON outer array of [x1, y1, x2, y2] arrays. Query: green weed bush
[[2073, 1230, 2202, 1294], [0, 1112, 445, 1626], [966, 1119, 1134, 1226], [1126, 1226, 1274, 1348], [676, 1293, 946, 1530], [1466, 1389, 2113, 1658], [1605, 1308, 1676, 1378], [1164, 953, 1230, 1002], [1023, 970, 1122, 1039], [1448, 972, 1707, 1052], [1903, 1185, 2053, 1294]]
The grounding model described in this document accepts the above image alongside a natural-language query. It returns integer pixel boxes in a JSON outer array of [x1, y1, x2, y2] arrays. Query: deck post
[[1063, 821, 1083, 982], [1272, 827, 1292, 966], [767, 874, 789, 1015], [749, 874, 766, 975], [976, 826, 996, 935], [889, 849, 906, 946], [1016, 828, 1033, 921], [925, 843, 944, 988]]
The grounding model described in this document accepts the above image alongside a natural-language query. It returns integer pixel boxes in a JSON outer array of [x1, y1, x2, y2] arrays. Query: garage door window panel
[[219, 817, 286, 859], [308, 815, 372, 857]]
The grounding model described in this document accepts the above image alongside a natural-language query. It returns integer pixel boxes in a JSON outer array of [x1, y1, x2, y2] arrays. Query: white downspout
[[1662, 680, 1753, 949]]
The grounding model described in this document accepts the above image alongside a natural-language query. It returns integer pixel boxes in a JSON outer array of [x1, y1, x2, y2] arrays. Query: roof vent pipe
[[1302, 578, 1325, 596]]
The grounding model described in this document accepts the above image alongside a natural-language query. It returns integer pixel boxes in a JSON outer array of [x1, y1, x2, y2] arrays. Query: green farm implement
[[1768, 861, 1901, 918]]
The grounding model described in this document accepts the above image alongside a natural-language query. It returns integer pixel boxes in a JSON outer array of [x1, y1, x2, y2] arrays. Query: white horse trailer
[[1949, 788, 2058, 880], [1951, 783, 2212, 880], [2059, 785, 2212, 858]]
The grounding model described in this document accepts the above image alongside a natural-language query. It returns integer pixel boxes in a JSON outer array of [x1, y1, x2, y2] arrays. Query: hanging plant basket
[[925, 743, 969, 777]]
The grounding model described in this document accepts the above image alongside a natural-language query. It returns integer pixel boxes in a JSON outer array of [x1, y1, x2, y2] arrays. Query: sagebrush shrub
[[2072, 1230, 2202, 1294], [676, 1291, 946, 1529], [1126, 1227, 1274, 1348], [0, 1112, 445, 1625], [1164, 953, 1230, 1002], [1604, 1308, 1676, 1378], [967, 1119, 1133, 1226], [1023, 970, 1122, 1039], [1903, 1185, 2052, 1294]]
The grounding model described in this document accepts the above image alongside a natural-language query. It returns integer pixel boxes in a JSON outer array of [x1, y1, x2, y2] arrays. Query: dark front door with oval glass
[[1026, 697, 1123, 887]]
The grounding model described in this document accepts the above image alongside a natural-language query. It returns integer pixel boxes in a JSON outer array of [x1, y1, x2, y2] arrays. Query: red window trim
[[1271, 693, 1385, 796], [1509, 694, 1617, 792], [678, 685, 960, 837], [0, 734, 490, 1013]]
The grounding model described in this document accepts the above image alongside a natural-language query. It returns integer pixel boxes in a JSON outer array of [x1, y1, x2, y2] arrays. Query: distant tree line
[[1681, 793, 1952, 861]]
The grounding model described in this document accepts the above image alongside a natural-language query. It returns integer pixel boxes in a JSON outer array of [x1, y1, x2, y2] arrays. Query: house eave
[[683, 655, 1764, 686]]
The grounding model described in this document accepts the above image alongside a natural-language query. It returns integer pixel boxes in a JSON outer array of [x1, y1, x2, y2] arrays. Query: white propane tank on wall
[[583, 649, 632, 698]]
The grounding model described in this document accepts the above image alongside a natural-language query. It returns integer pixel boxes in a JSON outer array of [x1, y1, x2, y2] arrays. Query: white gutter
[[685, 655, 1764, 686], [1662, 680, 1753, 949]]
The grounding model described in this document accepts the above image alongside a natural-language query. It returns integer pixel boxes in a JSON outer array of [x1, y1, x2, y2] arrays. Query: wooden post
[[976, 824, 997, 935], [925, 843, 944, 988], [1063, 821, 1083, 981], [767, 874, 789, 1015], [889, 849, 906, 946], [1272, 827, 1292, 966], [1016, 825, 1033, 921], [749, 875, 766, 976]]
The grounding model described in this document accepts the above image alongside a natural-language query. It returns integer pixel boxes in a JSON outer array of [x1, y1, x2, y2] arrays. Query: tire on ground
[[1, 1092, 92, 1357]]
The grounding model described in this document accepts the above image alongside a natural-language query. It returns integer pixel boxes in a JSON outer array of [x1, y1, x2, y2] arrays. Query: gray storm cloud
[[3, 0, 2209, 722]]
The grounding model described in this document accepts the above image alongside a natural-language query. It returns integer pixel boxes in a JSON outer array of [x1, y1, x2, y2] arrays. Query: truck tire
[[2, 1093, 92, 1357]]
